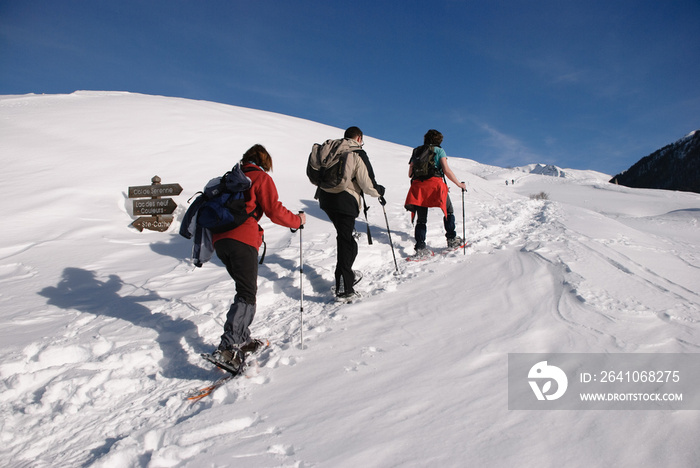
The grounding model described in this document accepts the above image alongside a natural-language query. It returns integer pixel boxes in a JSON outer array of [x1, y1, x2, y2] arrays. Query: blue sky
[[2, 0, 699, 175]]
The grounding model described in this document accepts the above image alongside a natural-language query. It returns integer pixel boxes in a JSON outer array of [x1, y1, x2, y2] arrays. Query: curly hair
[[241, 144, 273, 172], [423, 129, 443, 146]]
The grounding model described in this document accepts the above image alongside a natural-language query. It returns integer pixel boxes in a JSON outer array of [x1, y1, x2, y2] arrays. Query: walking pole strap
[[361, 193, 373, 245]]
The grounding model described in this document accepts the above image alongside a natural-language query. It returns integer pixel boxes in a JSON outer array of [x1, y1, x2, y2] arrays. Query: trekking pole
[[381, 202, 399, 273], [298, 211, 305, 349], [461, 183, 466, 255]]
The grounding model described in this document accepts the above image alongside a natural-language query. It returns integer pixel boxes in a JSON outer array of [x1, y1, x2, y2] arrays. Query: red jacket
[[404, 177, 448, 217], [213, 163, 301, 249]]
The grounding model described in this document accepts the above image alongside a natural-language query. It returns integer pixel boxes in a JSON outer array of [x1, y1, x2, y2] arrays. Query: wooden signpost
[[128, 176, 183, 232], [132, 198, 178, 216]]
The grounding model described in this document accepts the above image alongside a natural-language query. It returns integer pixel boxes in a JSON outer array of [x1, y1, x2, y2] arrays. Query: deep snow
[[1, 92, 699, 467]]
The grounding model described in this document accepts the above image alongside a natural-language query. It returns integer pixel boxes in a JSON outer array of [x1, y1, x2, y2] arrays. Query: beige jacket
[[320, 138, 380, 209]]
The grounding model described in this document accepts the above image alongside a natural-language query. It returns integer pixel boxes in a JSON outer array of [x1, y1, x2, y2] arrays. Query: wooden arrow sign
[[132, 198, 177, 215], [130, 216, 173, 232], [127, 176, 182, 232], [128, 183, 183, 198]]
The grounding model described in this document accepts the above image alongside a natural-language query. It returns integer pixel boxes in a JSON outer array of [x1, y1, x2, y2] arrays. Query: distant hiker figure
[[207, 145, 305, 372], [404, 129, 467, 256], [307, 126, 385, 301]]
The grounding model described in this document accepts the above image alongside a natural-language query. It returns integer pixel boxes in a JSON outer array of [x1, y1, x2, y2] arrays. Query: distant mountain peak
[[530, 164, 566, 178]]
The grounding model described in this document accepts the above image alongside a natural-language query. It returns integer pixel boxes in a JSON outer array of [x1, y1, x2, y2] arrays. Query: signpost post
[[128, 176, 182, 232]]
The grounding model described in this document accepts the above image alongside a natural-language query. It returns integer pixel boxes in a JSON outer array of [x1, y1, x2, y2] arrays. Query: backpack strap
[[354, 149, 385, 199], [410, 145, 445, 182], [240, 165, 263, 174], [242, 165, 269, 265], [258, 236, 266, 265], [239, 164, 265, 221], [433, 145, 447, 183]]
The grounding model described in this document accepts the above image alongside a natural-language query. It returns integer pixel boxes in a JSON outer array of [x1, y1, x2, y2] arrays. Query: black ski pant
[[214, 238, 258, 348], [324, 210, 358, 295]]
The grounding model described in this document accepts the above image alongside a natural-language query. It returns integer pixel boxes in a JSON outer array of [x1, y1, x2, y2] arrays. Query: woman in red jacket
[[212, 144, 305, 370]]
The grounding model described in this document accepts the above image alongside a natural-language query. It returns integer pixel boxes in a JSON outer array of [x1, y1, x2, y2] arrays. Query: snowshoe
[[201, 347, 245, 375], [335, 291, 362, 303], [446, 236, 464, 249], [406, 248, 434, 262], [240, 338, 268, 356]]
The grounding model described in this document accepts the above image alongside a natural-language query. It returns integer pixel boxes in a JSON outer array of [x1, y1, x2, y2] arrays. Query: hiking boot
[[336, 271, 363, 296], [352, 270, 363, 287], [336, 291, 361, 303], [414, 247, 432, 258], [240, 338, 265, 355], [447, 236, 464, 249], [213, 347, 244, 372]]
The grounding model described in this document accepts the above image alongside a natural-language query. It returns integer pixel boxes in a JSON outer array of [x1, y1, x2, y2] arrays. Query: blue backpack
[[180, 164, 261, 267], [196, 164, 257, 233]]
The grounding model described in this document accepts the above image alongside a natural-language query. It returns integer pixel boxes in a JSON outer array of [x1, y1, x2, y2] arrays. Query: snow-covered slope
[[1, 92, 699, 467]]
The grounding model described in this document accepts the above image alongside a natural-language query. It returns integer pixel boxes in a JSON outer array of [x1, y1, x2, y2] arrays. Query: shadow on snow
[[39, 267, 211, 380]]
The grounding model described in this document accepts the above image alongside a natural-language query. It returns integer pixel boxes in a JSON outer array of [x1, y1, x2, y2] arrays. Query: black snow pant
[[325, 210, 358, 295], [214, 238, 258, 349], [414, 195, 456, 250]]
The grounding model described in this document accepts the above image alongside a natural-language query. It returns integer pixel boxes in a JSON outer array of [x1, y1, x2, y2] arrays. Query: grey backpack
[[307, 139, 354, 190]]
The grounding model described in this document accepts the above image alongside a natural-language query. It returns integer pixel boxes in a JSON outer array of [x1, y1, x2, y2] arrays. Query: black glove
[[376, 184, 386, 196], [378, 196, 387, 206]]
